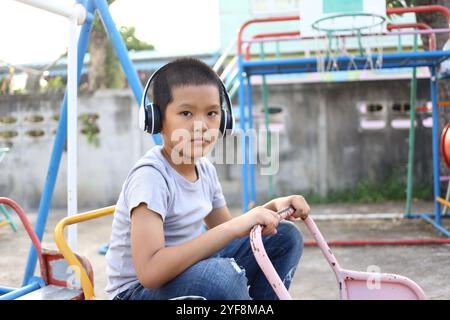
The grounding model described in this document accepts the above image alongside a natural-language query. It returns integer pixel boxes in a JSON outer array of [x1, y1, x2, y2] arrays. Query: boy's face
[[161, 84, 221, 163]]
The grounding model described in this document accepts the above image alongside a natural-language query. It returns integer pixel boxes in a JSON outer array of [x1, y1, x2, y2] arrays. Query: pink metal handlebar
[[250, 206, 342, 300], [250, 207, 427, 300], [250, 206, 296, 299]]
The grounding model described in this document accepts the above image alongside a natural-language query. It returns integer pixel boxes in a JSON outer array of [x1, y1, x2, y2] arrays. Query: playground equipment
[[226, 3, 450, 238], [251, 207, 427, 300], [53, 205, 115, 300], [3, 0, 449, 300], [0, 197, 114, 300], [0, 198, 94, 300], [438, 122, 450, 215], [6, 0, 162, 292]]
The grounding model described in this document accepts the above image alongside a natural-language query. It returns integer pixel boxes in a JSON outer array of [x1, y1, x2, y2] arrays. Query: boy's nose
[[193, 119, 208, 132]]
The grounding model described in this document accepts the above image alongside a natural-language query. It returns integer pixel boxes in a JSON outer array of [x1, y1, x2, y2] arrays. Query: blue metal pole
[[246, 76, 256, 205], [0, 286, 16, 295], [22, 0, 95, 286], [430, 66, 441, 226], [93, 0, 162, 145], [238, 55, 249, 212], [420, 214, 450, 237], [0, 282, 41, 300]]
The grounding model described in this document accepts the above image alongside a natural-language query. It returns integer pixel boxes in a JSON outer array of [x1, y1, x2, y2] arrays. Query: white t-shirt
[[105, 145, 226, 299]]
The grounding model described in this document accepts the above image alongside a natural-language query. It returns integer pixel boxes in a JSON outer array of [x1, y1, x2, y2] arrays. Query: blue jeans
[[114, 221, 303, 300]]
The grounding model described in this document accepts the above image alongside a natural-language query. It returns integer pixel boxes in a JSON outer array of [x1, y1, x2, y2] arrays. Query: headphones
[[139, 63, 235, 137]]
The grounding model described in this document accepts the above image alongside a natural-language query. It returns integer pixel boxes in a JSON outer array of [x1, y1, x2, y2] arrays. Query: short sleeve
[[204, 160, 227, 209], [124, 166, 169, 221]]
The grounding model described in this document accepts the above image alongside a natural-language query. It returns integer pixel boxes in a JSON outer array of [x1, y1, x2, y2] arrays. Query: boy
[[106, 58, 310, 300]]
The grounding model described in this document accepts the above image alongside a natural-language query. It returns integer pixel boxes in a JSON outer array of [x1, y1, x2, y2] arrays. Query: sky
[[0, 0, 221, 65]]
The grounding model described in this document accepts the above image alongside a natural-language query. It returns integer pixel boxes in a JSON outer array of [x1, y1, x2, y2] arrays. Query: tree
[[387, 0, 450, 49], [88, 0, 154, 91]]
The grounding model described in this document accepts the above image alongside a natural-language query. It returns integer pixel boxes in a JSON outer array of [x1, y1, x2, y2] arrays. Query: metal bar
[[237, 16, 300, 55], [67, 10, 79, 251], [0, 198, 46, 282], [93, 0, 161, 145], [242, 51, 450, 68], [387, 5, 450, 30], [430, 66, 442, 226], [242, 62, 435, 76], [241, 29, 450, 45], [22, 0, 95, 286], [245, 31, 300, 60], [260, 43, 274, 199], [303, 238, 450, 246], [237, 55, 249, 212], [0, 286, 16, 295], [420, 214, 450, 237], [405, 32, 418, 217], [246, 76, 256, 206], [54, 206, 115, 300], [14, 0, 92, 24], [0, 282, 41, 300], [405, 213, 450, 219], [387, 23, 436, 51], [213, 38, 236, 72]]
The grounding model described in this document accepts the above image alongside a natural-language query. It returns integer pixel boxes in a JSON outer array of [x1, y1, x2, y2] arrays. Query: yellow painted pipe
[[437, 197, 450, 208], [53, 205, 115, 300], [0, 220, 9, 228]]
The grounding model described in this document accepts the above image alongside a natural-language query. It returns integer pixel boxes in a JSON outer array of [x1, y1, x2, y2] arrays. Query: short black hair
[[151, 58, 223, 120]]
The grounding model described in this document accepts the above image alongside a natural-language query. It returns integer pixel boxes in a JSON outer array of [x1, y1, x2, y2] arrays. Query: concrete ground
[[1, 200, 449, 300]]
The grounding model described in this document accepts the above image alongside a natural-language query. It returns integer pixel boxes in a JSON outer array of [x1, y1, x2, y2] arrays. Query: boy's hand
[[227, 206, 280, 238], [272, 195, 310, 221]]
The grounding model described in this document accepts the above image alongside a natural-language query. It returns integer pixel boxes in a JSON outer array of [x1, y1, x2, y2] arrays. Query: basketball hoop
[[311, 13, 386, 72], [311, 13, 386, 34]]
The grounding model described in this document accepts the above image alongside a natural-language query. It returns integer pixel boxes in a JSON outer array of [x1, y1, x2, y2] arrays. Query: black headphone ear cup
[[219, 111, 226, 135], [219, 109, 233, 136], [226, 110, 233, 131], [152, 104, 162, 134]]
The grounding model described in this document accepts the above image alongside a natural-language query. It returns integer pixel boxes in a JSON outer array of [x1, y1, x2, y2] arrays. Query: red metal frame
[[304, 238, 450, 247], [0, 197, 48, 284], [244, 31, 301, 60], [386, 5, 450, 29], [237, 15, 300, 55], [237, 5, 450, 57]]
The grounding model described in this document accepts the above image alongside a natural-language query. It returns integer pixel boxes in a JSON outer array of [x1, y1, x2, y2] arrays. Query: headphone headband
[[139, 61, 235, 137]]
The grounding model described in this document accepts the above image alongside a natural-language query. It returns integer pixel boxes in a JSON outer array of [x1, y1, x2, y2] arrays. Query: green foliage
[[103, 26, 154, 88], [90, 0, 154, 89], [302, 175, 432, 204], [386, 0, 416, 8], [44, 76, 65, 92], [120, 26, 154, 51], [79, 113, 100, 147]]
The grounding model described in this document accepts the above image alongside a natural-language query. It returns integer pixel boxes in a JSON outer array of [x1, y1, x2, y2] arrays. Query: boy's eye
[[180, 111, 192, 117], [208, 111, 219, 117]]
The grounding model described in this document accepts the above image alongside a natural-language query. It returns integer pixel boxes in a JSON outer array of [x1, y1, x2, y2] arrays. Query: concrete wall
[[216, 78, 433, 204], [0, 90, 154, 211], [0, 79, 434, 210]]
